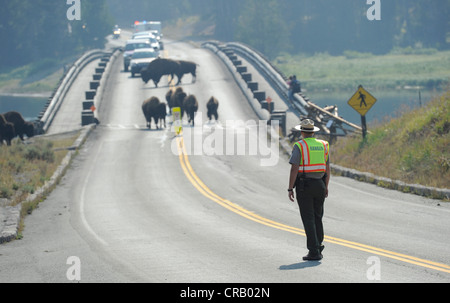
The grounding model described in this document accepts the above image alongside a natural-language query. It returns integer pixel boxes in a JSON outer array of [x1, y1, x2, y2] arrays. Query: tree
[[0, 0, 113, 69], [235, 0, 290, 58]]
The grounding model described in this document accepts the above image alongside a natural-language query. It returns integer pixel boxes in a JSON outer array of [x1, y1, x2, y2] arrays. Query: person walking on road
[[288, 119, 330, 261]]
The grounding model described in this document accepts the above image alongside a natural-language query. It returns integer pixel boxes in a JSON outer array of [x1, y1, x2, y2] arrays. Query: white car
[[132, 30, 164, 50], [133, 34, 160, 51], [130, 48, 160, 77], [123, 39, 152, 71]]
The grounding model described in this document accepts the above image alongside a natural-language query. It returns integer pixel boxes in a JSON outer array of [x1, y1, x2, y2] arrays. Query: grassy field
[[0, 58, 65, 95], [0, 133, 79, 208], [273, 49, 450, 92], [330, 90, 449, 190]]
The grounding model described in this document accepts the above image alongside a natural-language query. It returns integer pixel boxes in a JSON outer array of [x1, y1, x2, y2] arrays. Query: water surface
[[0, 95, 48, 121], [305, 89, 440, 126]]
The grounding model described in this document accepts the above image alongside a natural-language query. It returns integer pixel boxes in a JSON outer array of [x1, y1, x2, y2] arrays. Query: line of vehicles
[[122, 21, 165, 77]]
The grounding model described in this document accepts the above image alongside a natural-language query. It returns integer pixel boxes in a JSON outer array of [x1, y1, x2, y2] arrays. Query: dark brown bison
[[141, 58, 180, 88], [142, 97, 166, 129], [169, 87, 187, 117], [2, 111, 34, 141], [156, 102, 167, 129], [165, 88, 174, 114], [206, 96, 219, 121], [0, 114, 16, 146], [175, 60, 197, 85], [183, 95, 198, 126]]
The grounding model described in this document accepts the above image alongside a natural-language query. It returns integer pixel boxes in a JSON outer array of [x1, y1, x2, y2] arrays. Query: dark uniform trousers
[[296, 178, 326, 255]]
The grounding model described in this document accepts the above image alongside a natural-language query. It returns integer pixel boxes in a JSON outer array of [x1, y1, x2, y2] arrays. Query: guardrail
[[202, 41, 272, 122], [37, 49, 116, 133], [202, 40, 362, 140], [202, 40, 449, 200]]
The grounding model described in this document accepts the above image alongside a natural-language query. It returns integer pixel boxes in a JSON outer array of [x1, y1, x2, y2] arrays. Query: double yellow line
[[175, 136, 450, 275]]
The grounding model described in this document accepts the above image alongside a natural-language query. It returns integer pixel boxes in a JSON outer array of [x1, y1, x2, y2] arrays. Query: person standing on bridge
[[288, 119, 330, 261], [287, 75, 301, 102]]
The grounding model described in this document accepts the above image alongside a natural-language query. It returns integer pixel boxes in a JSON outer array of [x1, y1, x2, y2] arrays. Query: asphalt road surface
[[0, 38, 449, 284]]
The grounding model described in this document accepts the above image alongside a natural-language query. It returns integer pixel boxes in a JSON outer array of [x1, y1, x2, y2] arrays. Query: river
[[0, 94, 49, 121], [305, 89, 441, 126], [0, 89, 441, 127]]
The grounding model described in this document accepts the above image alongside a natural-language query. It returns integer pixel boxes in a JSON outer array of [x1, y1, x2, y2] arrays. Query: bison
[[175, 60, 197, 85], [142, 97, 167, 129], [2, 111, 34, 141], [0, 114, 16, 146], [183, 94, 198, 126], [170, 87, 187, 117], [156, 102, 167, 129], [206, 96, 219, 121], [141, 58, 180, 88], [165, 88, 174, 114]]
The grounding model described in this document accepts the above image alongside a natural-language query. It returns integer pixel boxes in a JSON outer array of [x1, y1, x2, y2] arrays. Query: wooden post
[[361, 115, 367, 139]]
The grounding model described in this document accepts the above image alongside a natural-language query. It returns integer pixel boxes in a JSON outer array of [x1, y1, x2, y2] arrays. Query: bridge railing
[[203, 40, 362, 138], [38, 49, 112, 133]]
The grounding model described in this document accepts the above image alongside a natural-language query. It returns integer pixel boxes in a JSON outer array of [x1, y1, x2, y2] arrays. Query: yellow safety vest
[[294, 138, 329, 173]]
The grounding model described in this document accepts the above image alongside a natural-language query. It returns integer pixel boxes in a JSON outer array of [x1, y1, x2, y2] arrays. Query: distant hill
[[331, 89, 449, 190]]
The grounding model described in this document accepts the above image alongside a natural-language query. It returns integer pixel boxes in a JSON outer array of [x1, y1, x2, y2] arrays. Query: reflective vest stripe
[[295, 138, 328, 173], [302, 164, 327, 172], [297, 140, 309, 165], [320, 140, 329, 162]]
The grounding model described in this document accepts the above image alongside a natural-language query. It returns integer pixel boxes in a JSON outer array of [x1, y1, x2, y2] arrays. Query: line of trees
[[0, 0, 113, 69], [108, 0, 449, 58], [1, 0, 448, 69]]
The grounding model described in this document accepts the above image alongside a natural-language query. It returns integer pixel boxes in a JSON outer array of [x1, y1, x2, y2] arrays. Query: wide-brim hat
[[295, 119, 320, 132]]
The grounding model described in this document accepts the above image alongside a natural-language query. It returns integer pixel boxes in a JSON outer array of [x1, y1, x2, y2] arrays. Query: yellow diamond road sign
[[348, 85, 377, 116]]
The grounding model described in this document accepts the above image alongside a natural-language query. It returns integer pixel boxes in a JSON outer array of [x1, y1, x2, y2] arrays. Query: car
[[123, 39, 152, 71], [150, 30, 164, 50], [132, 31, 152, 39], [130, 48, 160, 77], [133, 34, 160, 51]]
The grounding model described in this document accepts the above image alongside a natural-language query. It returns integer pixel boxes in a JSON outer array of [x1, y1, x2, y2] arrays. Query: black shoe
[[320, 245, 325, 253], [302, 253, 322, 261]]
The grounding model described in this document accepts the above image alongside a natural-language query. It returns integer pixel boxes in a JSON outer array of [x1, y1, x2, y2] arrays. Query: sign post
[[347, 85, 377, 139], [172, 107, 182, 136]]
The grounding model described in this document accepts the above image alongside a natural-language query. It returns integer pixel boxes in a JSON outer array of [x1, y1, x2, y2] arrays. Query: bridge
[[0, 33, 449, 283]]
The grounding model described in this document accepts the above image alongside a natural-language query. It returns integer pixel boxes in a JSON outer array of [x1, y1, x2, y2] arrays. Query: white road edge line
[[79, 140, 109, 246]]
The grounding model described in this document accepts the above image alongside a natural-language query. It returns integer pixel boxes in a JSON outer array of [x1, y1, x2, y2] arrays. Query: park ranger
[[288, 119, 330, 261]]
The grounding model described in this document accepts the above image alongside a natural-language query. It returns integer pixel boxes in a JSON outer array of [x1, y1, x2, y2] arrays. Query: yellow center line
[[175, 136, 450, 274]]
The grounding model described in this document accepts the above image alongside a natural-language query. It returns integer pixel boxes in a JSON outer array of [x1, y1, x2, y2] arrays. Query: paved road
[[0, 38, 449, 283]]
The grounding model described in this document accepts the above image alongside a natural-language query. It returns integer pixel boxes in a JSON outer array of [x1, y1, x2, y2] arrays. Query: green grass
[[331, 90, 449, 190], [273, 49, 450, 92], [0, 134, 78, 206], [0, 59, 65, 94]]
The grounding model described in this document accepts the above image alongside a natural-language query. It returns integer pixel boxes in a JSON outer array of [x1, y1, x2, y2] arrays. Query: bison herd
[[141, 58, 197, 88], [138, 57, 220, 129], [142, 87, 219, 129], [0, 111, 35, 146]]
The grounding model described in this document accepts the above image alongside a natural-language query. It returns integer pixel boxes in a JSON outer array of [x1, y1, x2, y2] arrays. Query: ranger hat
[[295, 119, 320, 133]]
